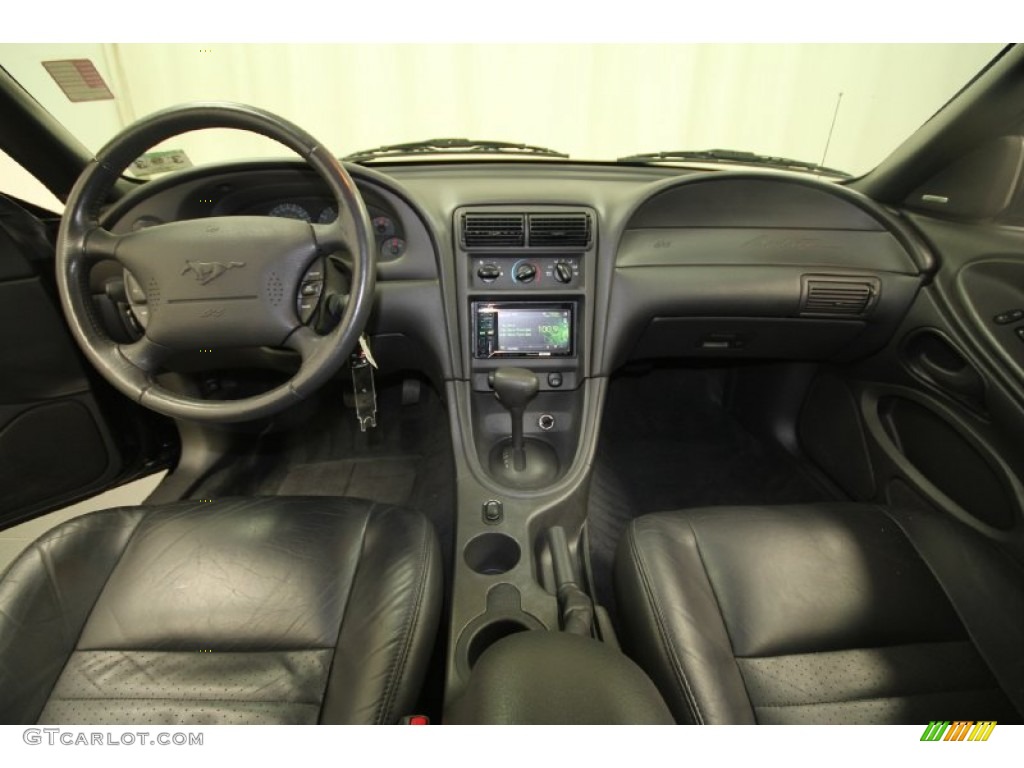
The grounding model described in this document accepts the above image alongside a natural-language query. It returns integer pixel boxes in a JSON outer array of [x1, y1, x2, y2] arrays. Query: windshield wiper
[[343, 138, 568, 163], [617, 148, 850, 178]]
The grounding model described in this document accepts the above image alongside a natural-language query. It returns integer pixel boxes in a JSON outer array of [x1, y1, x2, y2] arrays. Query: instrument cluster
[[263, 199, 407, 261]]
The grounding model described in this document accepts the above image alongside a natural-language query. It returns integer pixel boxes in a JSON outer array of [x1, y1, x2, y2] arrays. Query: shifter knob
[[490, 367, 540, 410], [486, 367, 559, 487], [489, 367, 539, 472]]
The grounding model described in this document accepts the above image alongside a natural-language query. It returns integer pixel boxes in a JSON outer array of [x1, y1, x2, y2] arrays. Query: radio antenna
[[821, 91, 844, 168]]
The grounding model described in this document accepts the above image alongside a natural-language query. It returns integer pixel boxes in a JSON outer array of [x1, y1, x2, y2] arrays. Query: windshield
[[0, 43, 1005, 177]]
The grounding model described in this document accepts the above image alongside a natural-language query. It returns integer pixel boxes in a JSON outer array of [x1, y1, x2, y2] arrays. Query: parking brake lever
[[547, 526, 595, 637]]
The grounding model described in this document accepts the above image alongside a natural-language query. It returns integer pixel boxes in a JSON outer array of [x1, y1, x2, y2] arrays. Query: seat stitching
[[734, 638, 977, 660], [75, 646, 338, 653], [374, 508, 432, 725], [753, 686, 1005, 709], [688, 519, 759, 722], [318, 505, 372, 723], [45, 695, 327, 705], [627, 522, 704, 724]]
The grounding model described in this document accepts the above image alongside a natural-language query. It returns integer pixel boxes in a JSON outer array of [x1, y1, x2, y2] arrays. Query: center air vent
[[801, 277, 880, 316], [462, 213, 525, 248], [528, 213, 592, 248]]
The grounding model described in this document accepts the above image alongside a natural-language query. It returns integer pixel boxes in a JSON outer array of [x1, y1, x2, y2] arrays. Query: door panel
[[799, 213, 1024, 560], [955, 259, 1024, 380], [0, 195, 163, 527]]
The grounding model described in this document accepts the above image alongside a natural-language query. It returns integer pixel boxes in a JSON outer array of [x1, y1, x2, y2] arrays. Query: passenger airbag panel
[[617, 228, 918, 273]]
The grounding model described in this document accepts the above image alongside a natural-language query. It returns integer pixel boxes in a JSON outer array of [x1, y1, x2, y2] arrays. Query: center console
[[442, 205, 609, 708]]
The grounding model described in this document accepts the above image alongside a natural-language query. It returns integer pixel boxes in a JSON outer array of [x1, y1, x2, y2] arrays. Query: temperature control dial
[[513, 261, 538, 283]]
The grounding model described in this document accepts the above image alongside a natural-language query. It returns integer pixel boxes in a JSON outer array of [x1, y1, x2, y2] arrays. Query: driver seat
[[0, 496, 441, 725]]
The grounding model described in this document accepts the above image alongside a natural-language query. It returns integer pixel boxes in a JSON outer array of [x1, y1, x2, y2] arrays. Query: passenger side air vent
[[461, 213, 525, 248], [801, 277, 880, 316], [528, 213, 592, 248]]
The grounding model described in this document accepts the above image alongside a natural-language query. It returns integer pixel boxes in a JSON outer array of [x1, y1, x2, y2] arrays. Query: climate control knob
[[513, 262, 538, 283], [554, 262, 574, 284], [477, 263, 501, 282]]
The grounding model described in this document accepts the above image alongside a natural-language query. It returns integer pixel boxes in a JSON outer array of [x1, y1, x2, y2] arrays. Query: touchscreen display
[[496, 308, 572, 354]]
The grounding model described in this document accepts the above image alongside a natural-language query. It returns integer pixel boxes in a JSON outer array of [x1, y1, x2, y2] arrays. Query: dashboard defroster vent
[[528, 213, 592, 248], [461, 213, 525, 248], [801, 277, 880, 316]]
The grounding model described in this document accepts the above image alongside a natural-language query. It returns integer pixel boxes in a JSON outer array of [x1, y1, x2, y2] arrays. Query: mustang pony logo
[[181, 260, 246, 285]]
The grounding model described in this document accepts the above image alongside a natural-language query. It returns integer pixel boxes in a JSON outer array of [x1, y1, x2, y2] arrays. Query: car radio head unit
[[473, 302, 575, 358]]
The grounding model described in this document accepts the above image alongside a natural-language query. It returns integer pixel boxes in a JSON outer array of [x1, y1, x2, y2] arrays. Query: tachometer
[[268, 202, 311, 221], [318, 206, 338, 224]]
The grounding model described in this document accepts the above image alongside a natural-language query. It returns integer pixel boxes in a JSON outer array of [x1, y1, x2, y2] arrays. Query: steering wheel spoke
[[326, 248, 355, 274], [283, 325, 325, 360], [312, 220, 359, 270], [117, 335, 171, 375], [83, 227, 123, 262]]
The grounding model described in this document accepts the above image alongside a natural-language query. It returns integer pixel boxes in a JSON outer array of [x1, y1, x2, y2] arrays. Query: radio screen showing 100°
[[497, 309, 571, 353]]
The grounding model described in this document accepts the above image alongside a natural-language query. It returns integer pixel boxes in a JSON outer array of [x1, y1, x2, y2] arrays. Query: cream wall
[[0, 43, 1006, 210], [0, 151, 64, 211], [108, 43, 1000, 175], [2, 43, 126, 150]]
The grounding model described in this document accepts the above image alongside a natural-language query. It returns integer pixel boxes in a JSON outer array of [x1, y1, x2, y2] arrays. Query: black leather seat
[[0, 497, 441, 725], [615, 503, 1024, 724]]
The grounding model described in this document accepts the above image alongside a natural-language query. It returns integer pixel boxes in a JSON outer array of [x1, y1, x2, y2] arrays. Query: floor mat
[[587, 365, 840, 625], [274, 457, 419, 506]]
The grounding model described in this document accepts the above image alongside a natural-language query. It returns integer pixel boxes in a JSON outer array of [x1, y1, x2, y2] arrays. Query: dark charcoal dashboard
[[99, 160, 927, 386], [94, 159, 929, 703]]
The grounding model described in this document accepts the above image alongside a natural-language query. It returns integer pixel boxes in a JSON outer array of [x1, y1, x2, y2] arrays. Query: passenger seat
[[614, 503, 1024, 724]]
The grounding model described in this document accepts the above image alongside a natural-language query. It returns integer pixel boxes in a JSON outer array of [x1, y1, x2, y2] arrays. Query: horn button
[[117, 216, 317, 350]]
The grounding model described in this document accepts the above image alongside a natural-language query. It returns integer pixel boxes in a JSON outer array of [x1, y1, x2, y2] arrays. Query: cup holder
[[466, 618, 532, 668], [464, 532, 521, 575], [455, 609, 546, 677]]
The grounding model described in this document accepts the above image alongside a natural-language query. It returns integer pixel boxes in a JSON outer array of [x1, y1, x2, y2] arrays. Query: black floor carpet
[[587, 365, 839, 625], [190, 374, 454, 568]]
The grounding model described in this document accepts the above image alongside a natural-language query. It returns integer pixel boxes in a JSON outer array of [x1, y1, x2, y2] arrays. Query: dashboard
[[100, 159, 928, 391]]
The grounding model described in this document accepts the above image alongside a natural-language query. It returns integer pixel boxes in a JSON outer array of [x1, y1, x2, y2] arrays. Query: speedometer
[[268, 202, 311, 221]]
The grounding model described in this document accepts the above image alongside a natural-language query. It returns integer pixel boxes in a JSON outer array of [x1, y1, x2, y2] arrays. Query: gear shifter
[[490, 367, 538, 470], [488, 367, 559, 488]]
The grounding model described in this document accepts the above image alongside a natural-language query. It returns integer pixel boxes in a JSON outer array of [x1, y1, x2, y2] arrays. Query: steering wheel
[[55, 103, 375, 423]]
